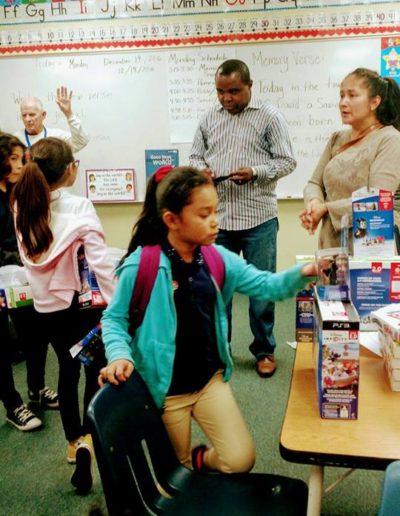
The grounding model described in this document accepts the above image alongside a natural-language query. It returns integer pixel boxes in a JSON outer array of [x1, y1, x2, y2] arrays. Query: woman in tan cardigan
[[299, 67, 400, 253]]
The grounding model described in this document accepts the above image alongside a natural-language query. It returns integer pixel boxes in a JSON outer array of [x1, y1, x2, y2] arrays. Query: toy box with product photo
[[352, 187, 395, 258], [349, 258, 400, 330], [295, 255, 315, 343], [77, 247, 107, 309], [315, 248, 350, 302], [313, 286, 360, 419], [0, 265, 33, 310]]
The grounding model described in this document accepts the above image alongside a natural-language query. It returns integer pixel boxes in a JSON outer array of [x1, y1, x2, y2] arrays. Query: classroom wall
[[96, 198, 318, 269]]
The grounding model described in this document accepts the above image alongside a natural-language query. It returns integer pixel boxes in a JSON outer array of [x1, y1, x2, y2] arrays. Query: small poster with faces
[[86, 169, 135, 203]]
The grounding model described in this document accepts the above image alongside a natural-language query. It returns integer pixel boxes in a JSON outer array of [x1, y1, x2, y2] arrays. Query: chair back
[[378, 460, 400, 516], [87, 371, 189, 516]]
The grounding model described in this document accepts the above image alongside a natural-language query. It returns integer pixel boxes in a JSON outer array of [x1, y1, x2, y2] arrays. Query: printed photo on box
[[352, 188, 395, 258]]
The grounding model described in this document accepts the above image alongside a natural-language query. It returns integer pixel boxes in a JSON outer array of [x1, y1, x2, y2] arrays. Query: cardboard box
[[313, 287, 360, 419], [349, 258, 400, 330], [78, 247, 106, 309], [295, 255, 315, 343], [296, 288, 314, 343], [352, 187, 395, 258], [0, 285, 33, 309], [371, 304, 400, 359], [0, 265, 32, 310]]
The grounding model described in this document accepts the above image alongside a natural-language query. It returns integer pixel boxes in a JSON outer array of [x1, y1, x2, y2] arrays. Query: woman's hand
[[299, 199, 328, 235], [98, 359, 134, 387]]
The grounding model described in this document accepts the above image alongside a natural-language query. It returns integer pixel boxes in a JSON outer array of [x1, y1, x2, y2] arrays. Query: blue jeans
[[217, 218, 278, 358]]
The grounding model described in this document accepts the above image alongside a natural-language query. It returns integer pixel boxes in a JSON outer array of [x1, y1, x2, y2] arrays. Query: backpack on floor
[[128, 244, 225, 337]]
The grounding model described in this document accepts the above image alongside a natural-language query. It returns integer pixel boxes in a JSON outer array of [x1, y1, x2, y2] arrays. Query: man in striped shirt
[[189, 59, 296, 378]]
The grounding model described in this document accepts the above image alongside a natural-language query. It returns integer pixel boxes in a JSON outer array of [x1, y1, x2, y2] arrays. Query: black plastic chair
[[87, 371, 308, 516]]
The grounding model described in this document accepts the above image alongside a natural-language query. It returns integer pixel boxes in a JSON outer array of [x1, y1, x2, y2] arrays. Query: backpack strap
[[200, 245, 225, 291], [128, 245, 161, 337]]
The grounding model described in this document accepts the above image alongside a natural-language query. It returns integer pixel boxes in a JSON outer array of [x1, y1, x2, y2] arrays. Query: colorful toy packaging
[[295, 255, 315, 343], [78, 247, 107, 309], [315, 247, 350, 302], [296, 288, 314, 343], [0, 265, 33, 310], [78, 246, 124, 309], [70, 323, 105, 366], [352, 187, 395, 258], [371, 304, 400, 391], [313, 287, 360, 419], [349, 258, 400, 330]]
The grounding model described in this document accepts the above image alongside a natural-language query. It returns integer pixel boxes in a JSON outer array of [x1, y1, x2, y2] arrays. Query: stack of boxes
[[372, 305, 400, 391], [349, 187, 399, 331], [313, 249, 360, 419], [294, 187, 399, 415]]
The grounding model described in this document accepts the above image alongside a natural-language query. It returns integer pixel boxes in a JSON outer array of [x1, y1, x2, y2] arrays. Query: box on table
[[352, 187, 395, 258], [371, 304, 400, 391], [349, 258, 400, 330], [315, 248, 350, 302], [295, 255, 315, 343], [296, 288, 314, 343], [313, 287, 360, 419]]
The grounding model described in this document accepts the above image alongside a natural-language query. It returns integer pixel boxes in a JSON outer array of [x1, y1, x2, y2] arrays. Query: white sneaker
[[6, 404, 43, 432]]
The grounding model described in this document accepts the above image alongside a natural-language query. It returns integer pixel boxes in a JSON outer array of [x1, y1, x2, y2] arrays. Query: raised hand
[[56, 86, 73, 118]]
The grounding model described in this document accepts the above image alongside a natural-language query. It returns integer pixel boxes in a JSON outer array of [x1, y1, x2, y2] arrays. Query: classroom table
[[280, 341, 400, 516]]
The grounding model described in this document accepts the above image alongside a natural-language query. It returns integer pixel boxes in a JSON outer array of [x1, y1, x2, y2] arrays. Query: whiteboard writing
[[0, 38, 381, 199]]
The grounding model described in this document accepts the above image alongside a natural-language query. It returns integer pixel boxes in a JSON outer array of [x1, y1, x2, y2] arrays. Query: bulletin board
[[0, 0, 399, 200]]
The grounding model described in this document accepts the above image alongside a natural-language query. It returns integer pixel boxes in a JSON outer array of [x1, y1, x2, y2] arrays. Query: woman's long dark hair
[[348, 68, 400, 130]]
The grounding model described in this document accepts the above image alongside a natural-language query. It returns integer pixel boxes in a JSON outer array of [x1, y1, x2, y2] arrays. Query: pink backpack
[[128, 244, 225, 336]]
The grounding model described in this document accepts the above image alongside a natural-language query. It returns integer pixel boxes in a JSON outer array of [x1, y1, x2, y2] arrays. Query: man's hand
[[56, 86, 73, 118], [229, 167, 254, 185], [98, 359, 134, 387]]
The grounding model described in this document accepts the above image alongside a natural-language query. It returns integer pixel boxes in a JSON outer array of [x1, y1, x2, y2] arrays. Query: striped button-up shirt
[[189, 97, 296, 231]]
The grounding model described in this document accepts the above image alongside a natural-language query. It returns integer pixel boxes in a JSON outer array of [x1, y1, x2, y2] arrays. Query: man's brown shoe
[[256, 355, 277, 378]]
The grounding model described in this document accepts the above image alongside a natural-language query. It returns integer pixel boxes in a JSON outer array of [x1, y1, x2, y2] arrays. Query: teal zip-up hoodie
[[101, 244, 313, 408]]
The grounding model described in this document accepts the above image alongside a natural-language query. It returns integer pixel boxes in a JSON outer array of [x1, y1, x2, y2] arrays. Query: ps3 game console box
[[313, 286, 360, 419]]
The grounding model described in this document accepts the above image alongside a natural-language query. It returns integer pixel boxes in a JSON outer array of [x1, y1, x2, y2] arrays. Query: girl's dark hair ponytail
[[11, 137, 74, 259], [12, 161, 52, 258], [124, 174, 166, 259], [124, 166, 210, 260]]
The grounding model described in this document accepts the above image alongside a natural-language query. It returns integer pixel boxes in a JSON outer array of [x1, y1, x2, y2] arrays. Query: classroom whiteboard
[[0, 37, 380, 199]]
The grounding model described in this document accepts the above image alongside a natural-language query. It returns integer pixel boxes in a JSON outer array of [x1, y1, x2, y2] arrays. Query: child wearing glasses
[[11, 137, 116, 495]]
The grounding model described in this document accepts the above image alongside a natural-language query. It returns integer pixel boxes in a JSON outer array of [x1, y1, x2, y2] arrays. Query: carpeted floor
[[0, 295, 384, 515]]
